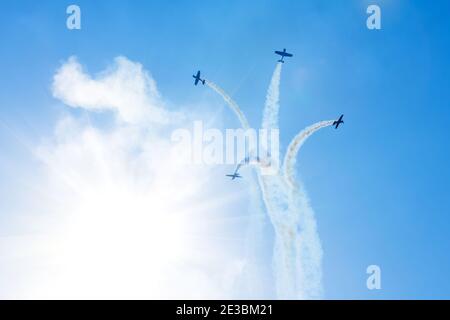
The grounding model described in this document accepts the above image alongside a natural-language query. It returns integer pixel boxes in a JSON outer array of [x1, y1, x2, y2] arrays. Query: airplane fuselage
[[193, 71, 205, 86], [333, 115, 344, 129]]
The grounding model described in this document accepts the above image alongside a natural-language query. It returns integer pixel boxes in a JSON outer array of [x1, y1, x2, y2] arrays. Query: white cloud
[[0, 57, 248, 299], [52, 56, 170, 124]]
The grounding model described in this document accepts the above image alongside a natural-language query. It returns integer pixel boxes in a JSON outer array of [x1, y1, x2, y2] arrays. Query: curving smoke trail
[[288, 183, 324, 299], [205, 80, 250, 130], [283, 120, 335, 188], [259, 63, 328, 299], [259, 63, 309, 298], [232, 156, 272, 176], [206, 62, 333, 299]]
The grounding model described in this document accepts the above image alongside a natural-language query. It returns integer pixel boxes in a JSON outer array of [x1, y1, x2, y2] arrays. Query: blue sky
[[1, 0, 450, 299]]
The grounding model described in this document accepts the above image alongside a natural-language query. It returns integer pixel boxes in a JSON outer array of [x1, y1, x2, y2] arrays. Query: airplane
[[274, 48, 293, 63], [333, 114, 344, 129], [226, 172, 242, 180], [192, 70, 205, 86]]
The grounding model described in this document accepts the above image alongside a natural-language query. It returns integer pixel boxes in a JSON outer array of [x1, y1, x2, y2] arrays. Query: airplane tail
[[202, 80, 206, 85]]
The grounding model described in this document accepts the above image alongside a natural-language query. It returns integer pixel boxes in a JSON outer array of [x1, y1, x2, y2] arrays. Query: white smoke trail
[[231, 155, 271, 176], [259, 62, 300, 298], [283, 120, 334, 188], [259, 63, 330, 299], [205, 80, 250, 130], [289, 184, 324, 299], [206, 79, 272, 297], [262, 63, 283, 130], [277, 120, 334, 298], [272, 120, 334, 299], [206, 62, 332, 299]]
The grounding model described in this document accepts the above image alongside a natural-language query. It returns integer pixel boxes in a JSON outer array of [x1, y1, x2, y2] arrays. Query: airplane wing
[[193, 71, 201, 85], [275, 51, 293, 57]]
